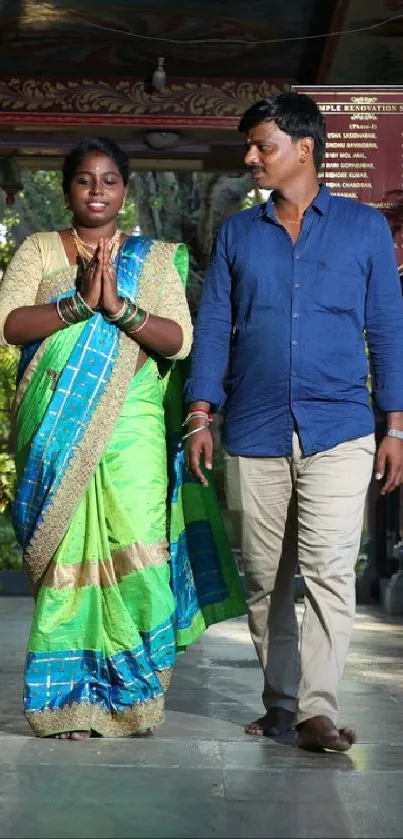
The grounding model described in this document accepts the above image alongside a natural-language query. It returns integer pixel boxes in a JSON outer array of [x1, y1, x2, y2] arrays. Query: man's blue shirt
[[185, 185, 403, 456]]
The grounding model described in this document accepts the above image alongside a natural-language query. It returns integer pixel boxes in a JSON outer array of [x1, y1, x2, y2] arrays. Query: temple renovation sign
[[293, 86, 403, 272]]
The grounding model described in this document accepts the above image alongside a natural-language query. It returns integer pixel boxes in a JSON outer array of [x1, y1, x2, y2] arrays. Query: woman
[[0, 138, 245, 739]]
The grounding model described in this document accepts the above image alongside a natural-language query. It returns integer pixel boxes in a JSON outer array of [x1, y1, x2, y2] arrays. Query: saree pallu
[[12, 235, 245, 737]]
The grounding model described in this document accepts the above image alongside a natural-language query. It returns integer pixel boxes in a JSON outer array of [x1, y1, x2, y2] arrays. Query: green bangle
[[122, 307, 146, 331], [74, 299, 90, 319], [103, 300, 145, 331], [76, 292, 96, 317], [104, 298, 129, 323], [107, 301, 134, 328], [57, 294, 94, 325], [58, 297, 79, 325], [118, 303, 138, 327], [70, 295, 93, 321]]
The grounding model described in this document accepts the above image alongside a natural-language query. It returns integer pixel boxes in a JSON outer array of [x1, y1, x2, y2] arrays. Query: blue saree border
[[24, 616, 175, 716]]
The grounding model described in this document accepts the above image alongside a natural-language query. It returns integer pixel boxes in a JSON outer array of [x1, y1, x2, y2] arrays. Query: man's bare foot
[[297, 715, 357, 752], [244, 707, 295, 736]]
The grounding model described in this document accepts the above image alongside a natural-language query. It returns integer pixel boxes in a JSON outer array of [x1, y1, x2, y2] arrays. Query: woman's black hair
[[238, 92, 326, 172], [62, 137, 130, 193]]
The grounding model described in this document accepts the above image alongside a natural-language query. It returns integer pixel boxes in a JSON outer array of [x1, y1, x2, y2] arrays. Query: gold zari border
[[35, 266, 78, 306], [26, 668, 172, 737], [158, 668, 172, 693], [42, 539, 169, 590], [25, 241, 175, 586]]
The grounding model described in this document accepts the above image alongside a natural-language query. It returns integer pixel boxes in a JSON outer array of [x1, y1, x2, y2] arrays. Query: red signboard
[[293, 86, 403, 273]]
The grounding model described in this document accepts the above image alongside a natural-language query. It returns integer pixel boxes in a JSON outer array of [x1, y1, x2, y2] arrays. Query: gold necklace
[[70, 227, 121, 263], [275, 216, 303, 225]]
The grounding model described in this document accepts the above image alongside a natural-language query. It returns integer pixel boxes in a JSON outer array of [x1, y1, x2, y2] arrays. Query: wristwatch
[[387, 428, 403, 440]]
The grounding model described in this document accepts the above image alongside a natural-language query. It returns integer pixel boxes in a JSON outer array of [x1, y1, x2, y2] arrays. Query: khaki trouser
[[224, 433, 375, 725]]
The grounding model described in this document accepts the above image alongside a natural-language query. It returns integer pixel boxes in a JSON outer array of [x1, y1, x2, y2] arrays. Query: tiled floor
[[1, 598, 403, 838]]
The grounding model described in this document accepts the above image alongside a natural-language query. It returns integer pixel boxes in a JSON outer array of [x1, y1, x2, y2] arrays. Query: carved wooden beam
[[0, 76, 291, 127]]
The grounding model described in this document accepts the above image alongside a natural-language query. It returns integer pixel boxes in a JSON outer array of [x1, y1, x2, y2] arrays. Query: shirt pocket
[[307, 263, 363, 313]]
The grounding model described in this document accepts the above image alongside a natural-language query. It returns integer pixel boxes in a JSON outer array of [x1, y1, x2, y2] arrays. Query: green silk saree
[[10, 234, 245, 737]]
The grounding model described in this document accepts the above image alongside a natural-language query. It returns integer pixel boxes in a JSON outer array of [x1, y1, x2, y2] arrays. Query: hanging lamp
[[0, 157, 23, 205]]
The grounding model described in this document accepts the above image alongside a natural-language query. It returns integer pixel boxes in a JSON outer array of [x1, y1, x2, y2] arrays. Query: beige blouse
[[0, 231, 193, 360]]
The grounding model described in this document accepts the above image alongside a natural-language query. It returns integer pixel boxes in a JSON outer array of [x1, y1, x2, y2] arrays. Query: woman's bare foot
[[133, 728, 156, 737], [297, 715, 357, 752], [245, 707, 295, 736], [69, 731, 91, 740]]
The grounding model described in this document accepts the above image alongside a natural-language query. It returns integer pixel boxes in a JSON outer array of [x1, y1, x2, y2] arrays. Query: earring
[[119, 198, 126, 215]]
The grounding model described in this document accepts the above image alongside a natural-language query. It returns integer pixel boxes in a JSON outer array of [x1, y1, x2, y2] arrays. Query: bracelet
[[56, 298, 70, 325], [104, 298, 127, 322], [128, 311, 149, 335], [76, 291, 96, 315], [387, 428, 403, 440], [182, 411, 213, 427], [122, 306, 145, 331], [104, 298, 131, 324], [104, 300, 145, 331], [56, 293, 94, 326], [183, 410, 213, 427], [182, 423, 210, 440]]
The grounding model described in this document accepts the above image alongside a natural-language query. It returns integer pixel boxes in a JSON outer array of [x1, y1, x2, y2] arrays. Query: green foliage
[[240, 187, 266, 210], [118, 192, 139, 235], [0, 451, 16, 513], [0, 235, 17, 274], [20, 170, 69, 230], [0, 346, 18, 511], [0, 347, 21, 567], [0, 345, 18, 434], [0, 510, 21, 570], [0, 170, 68, 270]]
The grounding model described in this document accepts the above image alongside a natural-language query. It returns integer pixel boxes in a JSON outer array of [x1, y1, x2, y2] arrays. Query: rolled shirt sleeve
[[365, 213, 403, 412], [184, 224, 232, 408]]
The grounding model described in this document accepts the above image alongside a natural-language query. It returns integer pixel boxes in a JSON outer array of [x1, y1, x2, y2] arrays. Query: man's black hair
[[238, 92, 326, 172]]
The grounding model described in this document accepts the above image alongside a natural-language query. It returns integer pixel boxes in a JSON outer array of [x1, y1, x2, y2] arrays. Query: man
[[184, 92, 403, 752]]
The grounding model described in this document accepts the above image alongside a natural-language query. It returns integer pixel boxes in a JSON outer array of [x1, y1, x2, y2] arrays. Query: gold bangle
[[104, 299, 128, 322], [56, 299, 70, 325]]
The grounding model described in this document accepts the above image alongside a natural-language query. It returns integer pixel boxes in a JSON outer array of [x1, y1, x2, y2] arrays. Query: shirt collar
[[259, 182, 331, 221]]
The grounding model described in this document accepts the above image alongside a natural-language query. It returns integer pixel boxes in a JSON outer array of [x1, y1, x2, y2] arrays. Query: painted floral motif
[[0, 78, 288, 123]]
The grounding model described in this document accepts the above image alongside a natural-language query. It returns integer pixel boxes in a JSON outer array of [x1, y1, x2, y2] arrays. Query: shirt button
[[294, 283, 300, 288], [295, 255, 300, 260], [292, 371, 297, 377], [293, 312, 299, 318], [292, 340, 298, 346]]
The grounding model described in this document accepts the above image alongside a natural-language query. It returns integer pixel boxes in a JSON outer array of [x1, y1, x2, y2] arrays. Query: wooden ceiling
[[0, 1, 337, 81]]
